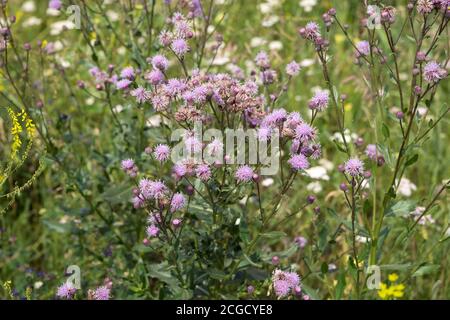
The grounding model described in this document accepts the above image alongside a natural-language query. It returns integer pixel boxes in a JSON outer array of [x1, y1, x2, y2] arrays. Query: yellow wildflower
[[388, 273, 399, 282]]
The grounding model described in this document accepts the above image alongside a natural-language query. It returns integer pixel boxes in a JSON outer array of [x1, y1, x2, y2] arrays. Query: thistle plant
[[0, 0, 448, 300]]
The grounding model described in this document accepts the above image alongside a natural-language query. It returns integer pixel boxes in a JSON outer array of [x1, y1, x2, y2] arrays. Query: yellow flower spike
[[388, 273, 399, 282], [41, 40, 48, 49]]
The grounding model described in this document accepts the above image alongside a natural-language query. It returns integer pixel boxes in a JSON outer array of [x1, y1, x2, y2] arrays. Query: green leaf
[[404, 154, 419, 167], [260, 231, 287, 240], [207, 269, 228, 280], [385, 200, 415, 217], [335, 271, 346, 299], [147, 262, 179, 287], [332, 139, 347, 153], [412, 265, 440, 277], [321, 262, 329, 274], [382, 123, 390, 139]]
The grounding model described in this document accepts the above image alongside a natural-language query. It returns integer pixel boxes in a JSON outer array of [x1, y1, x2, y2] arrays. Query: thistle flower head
[[344, 158, 364, 177], [93, 286, 110, 300], [171, 38, 189, 57], [423, 61, 447, 83], [170, 193, 187, 212], [195, 163, 211, 181], [150, 54, 169, 71], [308, 90, 329, 111], [286, 60, 301, 77], [147, 224, 160, 237], [295, 123, 316, 143], [235, 165, 254, 183], [120, 66, 135, 80], [288, 154, 310, 171], [154, 144, 171, 162], [365, 144, 377, 160], [356, 40, 370, 57], [56, 282, 77, 300]]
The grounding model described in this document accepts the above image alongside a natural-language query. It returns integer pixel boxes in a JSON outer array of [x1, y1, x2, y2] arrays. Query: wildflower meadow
[[0, 0, 449, 302]]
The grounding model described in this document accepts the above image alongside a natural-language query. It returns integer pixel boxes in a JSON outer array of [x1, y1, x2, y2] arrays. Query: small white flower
[[306, 181, 323, 193], [299, 0, 317, 12], [318, 159, 334, 171], [22, 1, 36, 12], [262, 178, 274, 187], [46, 8, 61, 17], [250, 37, 267, 48], [305, 166, 329, 181], [397, 178, 417, 197], [34, 281, 44, 290], [269, 41, 283, 51], [262, 16, 279, 27], [22, 17, 42, 27], [300, 59, 315, 67], [50, 20, 76, 36]]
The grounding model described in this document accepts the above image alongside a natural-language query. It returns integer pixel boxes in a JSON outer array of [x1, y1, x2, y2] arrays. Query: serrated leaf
[[385, 200, 415, 217]]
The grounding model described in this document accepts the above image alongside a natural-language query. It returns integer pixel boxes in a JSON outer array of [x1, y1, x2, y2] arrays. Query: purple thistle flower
[[171, 38, 189, 57], [274, 280, 291, 297], [165, 78, 187, 97], [172, 163, 187, 180], [310, 143, 322, 160], [286, 112, 303, 129], [417, 0, 434, 14], [258, 126, 272, 141], [132, 196, 145, 209], [294, 236, 307, 248], [150, 54, 169, 71], [172, 218, 182, 228], [344, 158, 364, 177], [272, 269, 301, 298], [286, 60, 301, 77], [56, 282, 77, 300], [121, 159, 135, 171], [146, 69, 165, 85], [365, 144, 377, 160], [154, 144, 171, 162], [301, 22, 321, 41], [159, 30, 172, 47], [235, 165, 254, 183], [93, 286, 110, 300], [139, 179, 167, 200], [288, 154, 310, 171], [285, 272, 300, 288], [120, 66, 135, 80], [308, 90, 329, 111], [195, 164, 212, 181], [49, 0, 62, 10], [116, 79, 132, 90], [262, 109, 287, 127], [295, 123, 316, 143], [191, 85, 208, 104], [423, 61, 447, 83], [170, 193, 186, 212], [147, 225, 160, 237], [151, 94, 170, 111], [355, 40, 370, 57], [130, 87, 151, 104], [255, 51, 270, 69]]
